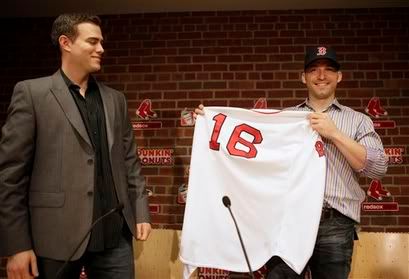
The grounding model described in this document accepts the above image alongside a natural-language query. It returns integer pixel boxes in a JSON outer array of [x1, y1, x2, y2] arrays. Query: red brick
[[229, 99, 255, 108], [192, 56, 216, 63], [126, 83, 151, 91], [147, 176, 173, 185], [196, 73, 209, 80], [152, 82, 177, 90], [228, 47, 252, 54], [235, 73, 247, 80], [239, 90, 265, 98], [203, 82, 227, 89], [215, 91, 240, 98], [188, 91, 213, 99], [254, 31, 278, 38], [203, 64, 228, 71], [151, 214, 176, 224], [283, 99, 304, 107], [222, 73, 235, 80], [243, 39, 269, 46], [117, 57, 141, 64], [229, 64, 254, 71], [178, 64, 202, 72], [178, 82, 202, 90], [228, 81, 254, 89], [256, 81, 281, 89], [338, 80, 359, 88], [102, 65, 127, 73], [255, 64, 280, 71], [149, 195, 175, 204], [164, 40, 187, 48], [371, 217, 397, 226], [167, 56, 191, 63], [282, 63, 304, 70], [394, 196, 409, 204], [153, 65, 177, 72], [163, 91, 188, 99], [229, 31, 252, 38], [255, 16, 279, 23], [138, 91, 161, 99], [279, 15, 304, 22], [128, 65, 151, 73], [218, 55, 242, 63], [267, 90, 293, 98], [393, 137, 409, 145], [162, 205, 185, 214], [283, 81, 305, 89]]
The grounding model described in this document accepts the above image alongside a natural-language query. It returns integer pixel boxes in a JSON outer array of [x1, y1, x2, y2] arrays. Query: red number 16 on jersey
[[209, 113, 263, 159]]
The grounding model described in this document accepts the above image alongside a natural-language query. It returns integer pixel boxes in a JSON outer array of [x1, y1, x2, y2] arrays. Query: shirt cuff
[[360, 147, 387, 177]]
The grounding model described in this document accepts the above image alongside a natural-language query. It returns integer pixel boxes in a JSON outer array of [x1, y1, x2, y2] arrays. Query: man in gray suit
[[0, 13, 151, 279]]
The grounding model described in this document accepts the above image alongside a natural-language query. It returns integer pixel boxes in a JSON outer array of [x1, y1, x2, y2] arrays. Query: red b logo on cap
[[317, 47, 327, 56]]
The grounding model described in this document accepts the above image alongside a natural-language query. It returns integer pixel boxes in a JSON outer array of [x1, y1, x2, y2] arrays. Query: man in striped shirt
[[194, 46, 387, 278], [267, 46, 388, 279]]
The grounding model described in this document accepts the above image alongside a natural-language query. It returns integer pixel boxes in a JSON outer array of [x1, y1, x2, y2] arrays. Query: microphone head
[[222, 196, 231, 207]]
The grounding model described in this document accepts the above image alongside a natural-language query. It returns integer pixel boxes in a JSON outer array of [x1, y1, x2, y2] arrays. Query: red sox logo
[[254, 97, 268, 109], [317, 47, 327, 56], [365, 97, 388, 118], [136, 99, 157, 120]]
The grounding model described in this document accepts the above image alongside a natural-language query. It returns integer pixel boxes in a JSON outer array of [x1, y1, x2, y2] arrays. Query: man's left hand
[[136, 222, 152, 241], [308, 112, 339, 140]]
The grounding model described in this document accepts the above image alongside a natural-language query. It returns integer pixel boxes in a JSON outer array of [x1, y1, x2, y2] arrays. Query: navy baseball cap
[[304, 46, 340, 70]]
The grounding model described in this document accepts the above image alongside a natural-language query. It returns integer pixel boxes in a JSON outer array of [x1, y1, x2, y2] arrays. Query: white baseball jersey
[[180, 107, 326, 277]]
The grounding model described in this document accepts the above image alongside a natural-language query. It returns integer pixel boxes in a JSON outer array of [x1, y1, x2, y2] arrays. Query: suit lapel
[[98, 83, 115, 151], [50, 71, 93, 148]]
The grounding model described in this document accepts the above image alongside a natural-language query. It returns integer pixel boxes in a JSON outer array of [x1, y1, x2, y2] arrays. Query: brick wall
[[0, 8, 408, 278]]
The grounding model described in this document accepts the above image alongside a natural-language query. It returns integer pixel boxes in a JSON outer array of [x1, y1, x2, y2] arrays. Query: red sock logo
[[253, 97, 267, 109], [136, 99, 157, 120], [367, 180, 391, 201], [365, 97, 388, 118]]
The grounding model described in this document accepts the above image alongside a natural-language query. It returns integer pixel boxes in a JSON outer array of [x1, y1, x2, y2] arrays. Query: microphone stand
[[222, 196, 254, 279], [55, 203, 124, 279]]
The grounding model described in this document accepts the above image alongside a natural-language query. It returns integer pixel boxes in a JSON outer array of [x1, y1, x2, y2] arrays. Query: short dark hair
[[50, 13, 101, 47]]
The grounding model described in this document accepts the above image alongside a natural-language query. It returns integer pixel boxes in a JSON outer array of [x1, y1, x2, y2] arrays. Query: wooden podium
[[134, 229, 409, 279]]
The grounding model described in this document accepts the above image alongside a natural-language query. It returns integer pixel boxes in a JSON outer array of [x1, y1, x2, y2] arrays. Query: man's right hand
[[193, 104, 205, 119], [7, 250, 39, 279]]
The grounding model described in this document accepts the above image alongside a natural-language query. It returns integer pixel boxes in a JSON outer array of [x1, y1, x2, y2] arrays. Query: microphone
[[222, 196, 254, 279], [55, 203, 124, 279], [222, 196, 231, 207]]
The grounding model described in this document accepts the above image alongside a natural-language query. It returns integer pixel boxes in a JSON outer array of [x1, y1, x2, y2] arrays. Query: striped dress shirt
[[288, 99, 388, 222]]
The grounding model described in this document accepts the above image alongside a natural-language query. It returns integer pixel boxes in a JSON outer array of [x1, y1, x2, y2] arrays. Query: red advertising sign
[[198, 267, 230, 278], [137, 148, 174, 165], [373, 120, 396, 129], [362, 202, 399, 212], [132, 121, 162, 130], [384, 147, 405, 164]]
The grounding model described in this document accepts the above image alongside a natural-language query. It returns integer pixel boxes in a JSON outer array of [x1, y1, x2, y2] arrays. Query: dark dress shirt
[[61, 70, 123, 251]]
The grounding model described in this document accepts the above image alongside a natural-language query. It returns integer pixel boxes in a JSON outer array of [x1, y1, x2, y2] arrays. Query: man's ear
[[58, 35, 71, 52], [301, 72, 306, 84], [337, 71, 342, 83]]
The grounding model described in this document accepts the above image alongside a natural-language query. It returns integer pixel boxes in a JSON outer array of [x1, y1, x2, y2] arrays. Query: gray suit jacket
[[0, 71, 150, 260]]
